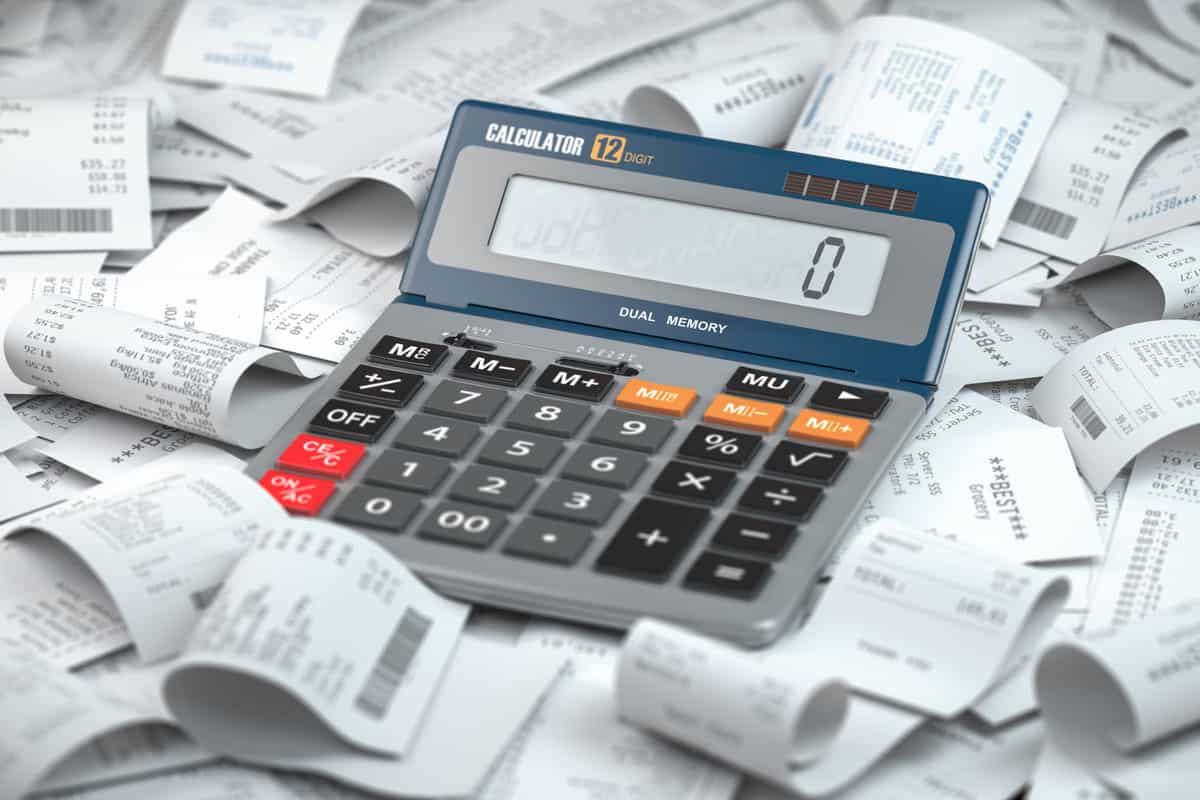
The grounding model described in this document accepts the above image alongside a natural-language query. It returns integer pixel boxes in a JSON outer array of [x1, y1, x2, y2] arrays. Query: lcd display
[[489, 175, 893, 316]]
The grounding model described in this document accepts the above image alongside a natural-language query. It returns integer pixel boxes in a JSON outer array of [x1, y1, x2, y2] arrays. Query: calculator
[[247, 101, 987, 646]]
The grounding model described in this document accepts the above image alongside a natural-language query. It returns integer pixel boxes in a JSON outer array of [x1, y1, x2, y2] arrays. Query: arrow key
[[808, 381, 889, 418]]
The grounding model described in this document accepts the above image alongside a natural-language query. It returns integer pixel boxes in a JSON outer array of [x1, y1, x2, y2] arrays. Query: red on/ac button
[[277, 434, 366, 479], [259, 469, 336, 516]]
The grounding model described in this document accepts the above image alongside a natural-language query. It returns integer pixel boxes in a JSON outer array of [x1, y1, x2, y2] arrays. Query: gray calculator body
[[247, 102, 987, 646]]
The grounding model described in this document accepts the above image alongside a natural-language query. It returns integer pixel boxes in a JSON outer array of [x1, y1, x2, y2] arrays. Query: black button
[[533, 364, 614, 402], [676, 425, 761, 467], [452, 349, 532, 387], [369, 336, 448, 371], [712, 514, 795, 559], [684, 552, 771, 599], [503, 518, 593, 565], [309, 399, 393, 443], [594, 499, 709, 582], [337, 364, 422, 407], [334, 486, 420, 532], [651, 460, 737, 504], [738, 477, 821, 521], [809, 381, 889, 418], [763, 442, 847, 484], [725, 366, 804, 403]]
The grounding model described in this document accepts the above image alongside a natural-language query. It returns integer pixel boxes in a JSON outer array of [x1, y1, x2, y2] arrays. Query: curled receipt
[[616, 618, 848, 788], [3, 296, 317, 448], [792, 520, 1070, 717], [1035, 600, 1200, 798]]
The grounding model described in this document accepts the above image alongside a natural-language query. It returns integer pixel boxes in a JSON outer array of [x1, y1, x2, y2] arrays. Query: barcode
[[355, 608, 432, 719], [0, 208, 113, 234], [1009, 199, 1077, 240], [189, 585, 222, 610], [1071, 395, 1107, 439]]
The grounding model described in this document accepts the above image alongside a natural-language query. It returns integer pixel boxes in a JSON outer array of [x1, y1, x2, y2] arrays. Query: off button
[[308, 398, 394, 443]]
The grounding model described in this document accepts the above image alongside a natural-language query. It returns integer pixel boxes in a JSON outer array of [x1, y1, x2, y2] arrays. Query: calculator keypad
[[255, 322, 915, 646]]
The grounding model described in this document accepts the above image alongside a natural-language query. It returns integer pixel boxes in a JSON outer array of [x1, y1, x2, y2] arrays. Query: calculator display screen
[[489, 175, 893, 317]]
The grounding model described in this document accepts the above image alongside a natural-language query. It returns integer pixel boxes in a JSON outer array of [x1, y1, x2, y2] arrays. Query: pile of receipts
[[2, 0, 1200, 798]]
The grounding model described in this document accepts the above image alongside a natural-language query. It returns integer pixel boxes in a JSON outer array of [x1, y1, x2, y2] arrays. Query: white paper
[[617, 618, 849, 788], [334, 0, 770, 116], [551, 1, 836, 121], [0, 251, 107, 274], [0, 270, 268, 394], [3, 296, 317, 448], [785, 14, 1068, 246], [12, 395, 103, 441], [0, 0, 54, 53], [481, 663, 741, 800], [3, 459, 281, 663], [965, 264, 1051, 308], [1066, 223, 1200, 326], [1029, 319, 1200, 491], [966, 240, 1048, 293], [131, 189, 405, 362], [859, 391, 1100, 563], [168, 627, 561, 799], [35, 407, 230, 482], [1001, 96, 1183, 263], [0, 637, 164, 800], [891, 0, 1107, 94], [1093, 38, 1188, 112], [0, 534, 129, 669], [1036, 599, 1200, 798], [150, 181, 224, 212], [1106, 136, 1200, 247], [623, 42, 826, 146], [1027, 741, 1122, 800], [1065, 0, 1200, 83], [1084, 429, 1200, 633], [37, 723, 214, 795], [834, 716, 1044, 800], [944, 287, 1108, 383], [163, 0, 372, 98], [273, 131, 444, 258], [614, 616, 922, 798], [165, 518, 469, 758], [149, 126, 243, 186], [0, 96, 152, 252], [793, 519, 1068, 716]]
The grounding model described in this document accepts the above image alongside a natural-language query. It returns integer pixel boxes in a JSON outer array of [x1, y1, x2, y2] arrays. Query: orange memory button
[[615, 378, 698, 417], [703, 393, 786, 433], [789, 409, 870, 448]]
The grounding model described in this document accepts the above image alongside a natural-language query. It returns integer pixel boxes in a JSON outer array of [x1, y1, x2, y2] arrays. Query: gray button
[[505, 395, 590, 438], [418, 502, 507, 548], [448, 465, 536, 510], [588, 410, 675, 453], [477, 429, 563, 473], [334, 486, 421, 532], [422, 380, 508, 422], [393, 413, 479, 458], [504, 518, 593, 565], [533, 480, 621, 525], [364, 449, 451, 493], [561, 444, 647, 488]]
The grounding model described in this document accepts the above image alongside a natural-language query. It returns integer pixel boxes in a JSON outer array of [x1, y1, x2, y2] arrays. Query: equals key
[[338, 364, 423, 408]]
